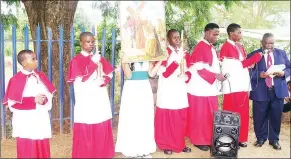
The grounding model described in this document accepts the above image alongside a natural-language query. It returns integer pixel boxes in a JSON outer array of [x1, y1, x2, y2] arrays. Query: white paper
[[266, 64, 286, 78]]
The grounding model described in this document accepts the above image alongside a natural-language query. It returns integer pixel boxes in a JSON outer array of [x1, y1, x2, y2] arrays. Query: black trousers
[[283, 102, 291, 113]]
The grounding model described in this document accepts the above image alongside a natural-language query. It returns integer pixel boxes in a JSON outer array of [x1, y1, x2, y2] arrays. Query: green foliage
[[92, 1, 120, 65], [0, 0, 21, 30], [165, 1, 237, 52], [212, 1, 290, 29], [3, 5, 30, 56], [0, 13, 18, 30], [241, 38, 261, 54], [96, 22, 120, 65], [92, 1, 118, 22]]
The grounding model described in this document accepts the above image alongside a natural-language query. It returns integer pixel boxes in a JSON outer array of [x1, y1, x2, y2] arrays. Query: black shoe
[[194, 145, 209, 151], [239, 142, 248, 147], [163, 149, 172, 155], [182, 147, 191, 153], [269, 142, 281, 150], [254, 140, 264, 147]]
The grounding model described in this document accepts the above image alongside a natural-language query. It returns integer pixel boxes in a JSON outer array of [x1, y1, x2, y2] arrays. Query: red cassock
[[67, 52, 115, 158], [219, 40, 262, 142], [154, 46, 191, 152], [3, 70, 56, 158], [186, 40, 222, 146]]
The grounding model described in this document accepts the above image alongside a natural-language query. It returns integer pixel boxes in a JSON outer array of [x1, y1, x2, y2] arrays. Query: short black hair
[[287, 80, 291, 85], [262, 33, 274, 41], [227, 23, 241, 36], [167, 29, 178, 38], [79, 32, 94, 41], [204, 23, 219, 32], [17, 49, 34, 65]]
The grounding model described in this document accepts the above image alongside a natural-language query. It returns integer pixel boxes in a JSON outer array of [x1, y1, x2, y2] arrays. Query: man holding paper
[[248, 33, 290, 150]]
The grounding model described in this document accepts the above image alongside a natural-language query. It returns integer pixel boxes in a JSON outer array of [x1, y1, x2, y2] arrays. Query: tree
[[0, 0, 19, 30], [165, 1, 237, 52], [92, 1, 120, 64], [211, 1, 290, 29], [20, 0, 79, 132]]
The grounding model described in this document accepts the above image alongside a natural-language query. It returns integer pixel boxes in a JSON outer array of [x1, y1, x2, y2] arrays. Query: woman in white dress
[[116, 61, 162, 158]]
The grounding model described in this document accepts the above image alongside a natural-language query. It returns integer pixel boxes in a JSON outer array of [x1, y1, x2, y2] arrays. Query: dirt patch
[[1, 117, 290, 158]]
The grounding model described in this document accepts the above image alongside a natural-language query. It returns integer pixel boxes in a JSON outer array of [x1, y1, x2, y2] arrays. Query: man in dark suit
[[283, 80, 291, 113], [248, 33, 290, 150]]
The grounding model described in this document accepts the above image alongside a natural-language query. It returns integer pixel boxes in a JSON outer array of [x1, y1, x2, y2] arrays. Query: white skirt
[[116, 79, 156, 157], [12, 106, 51, 139]]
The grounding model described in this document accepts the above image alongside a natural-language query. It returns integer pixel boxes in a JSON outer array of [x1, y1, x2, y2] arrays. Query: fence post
[[59, 25, 64, 134], [92, 25, 97, 54], [47, 28, 53, 129], [36, 24, 41, 71], [24, 25, 29, 50], [110, 29, 116, 125], [0, 23, 6, 139], [12, 25, 17, 75], [91, 25, 95, 36], [81, 26, 85, 33], [101, 28, 106, 57], [69, 25, 75, 129]]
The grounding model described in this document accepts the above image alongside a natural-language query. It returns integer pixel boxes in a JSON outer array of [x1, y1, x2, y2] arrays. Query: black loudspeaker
[[211, 110, 240, 158]]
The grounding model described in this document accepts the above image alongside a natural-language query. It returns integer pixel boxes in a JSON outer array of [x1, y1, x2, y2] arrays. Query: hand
[[92, 53, 101, 63], [257, 52, 263, 57], [100, 76, 110, 87], [179, 73, 188, 81], [284, 97, 290, 103], [215, 73, 226, 82], [35, 94, 46, 105], [248, 64, 255, 68], [273, 71, 284, 77], [260, 72, 269, 78], [155, 61, 163, 66], [175, 49, 184, 63]]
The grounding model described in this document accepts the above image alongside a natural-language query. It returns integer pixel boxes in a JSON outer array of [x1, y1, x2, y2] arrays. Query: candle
[[181, 30, 184, 49], [96, 25, 99, 54], [95, 25, 102, 78], [180, 30, 185, 75]]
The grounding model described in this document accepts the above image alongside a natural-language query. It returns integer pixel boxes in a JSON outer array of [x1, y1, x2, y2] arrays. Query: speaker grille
[[211, 111, 240, 158]]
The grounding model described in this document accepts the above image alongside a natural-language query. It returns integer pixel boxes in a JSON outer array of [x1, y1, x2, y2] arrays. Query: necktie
[[266, 53, 272, 88]]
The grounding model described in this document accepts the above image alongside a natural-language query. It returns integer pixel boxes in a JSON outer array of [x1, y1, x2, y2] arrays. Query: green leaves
[[1, 0, 20, 30], [0, 13, 17, 30], [212, 1, 290, 29], [92, 1, 120, 64], [165, 0, 234, 52]]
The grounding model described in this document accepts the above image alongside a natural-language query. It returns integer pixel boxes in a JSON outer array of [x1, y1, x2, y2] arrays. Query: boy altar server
[[219, 23, 263, 147], [155, 29, 192, 155], [3, 49, 56, 158], [187, 23, 226, 151], [67, 32, 115, 158]]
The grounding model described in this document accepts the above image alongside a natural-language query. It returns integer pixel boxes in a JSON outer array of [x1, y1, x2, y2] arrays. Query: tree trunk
[[21, 0, 78, 133]]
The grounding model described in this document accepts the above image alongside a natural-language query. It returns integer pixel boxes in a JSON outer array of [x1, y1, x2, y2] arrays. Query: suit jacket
[[248, 48, 290, 101]]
